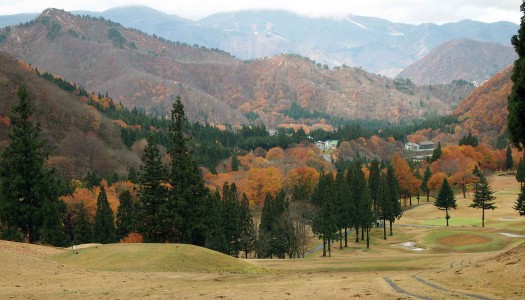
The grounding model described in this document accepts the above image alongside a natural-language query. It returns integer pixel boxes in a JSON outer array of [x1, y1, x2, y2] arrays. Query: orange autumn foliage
[[285, 166, 320, 196], [266, 147, 285, 161], [427, 172, 447, 193], [120, 232, 143, 243], [61, 180, 137, 219], [392, 153, 420, 197], [239, 167, 284, 207]]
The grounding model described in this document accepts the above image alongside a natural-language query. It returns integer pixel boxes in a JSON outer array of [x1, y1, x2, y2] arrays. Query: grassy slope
[[51, 243, 263, 273]]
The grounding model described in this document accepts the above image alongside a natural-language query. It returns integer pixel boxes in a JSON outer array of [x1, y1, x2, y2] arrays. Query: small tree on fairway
[[514, 183, 525, 216], [469, 174, 496, 227], [93, 187, 117, 243], [434, 178, 457, 226]]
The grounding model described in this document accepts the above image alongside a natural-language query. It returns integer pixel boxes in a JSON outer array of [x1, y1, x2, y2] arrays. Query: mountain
[[0, 52, 140, 178], [0, 6, 518, 76], [0, 9, 474, 127], [0, 13, 38, 28], [452, 65, 512, 146], [398, 39, 517, 85]]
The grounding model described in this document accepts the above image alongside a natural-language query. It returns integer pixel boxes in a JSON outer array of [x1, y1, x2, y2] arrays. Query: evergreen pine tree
[[127, 166, 138, 183], [74, 202, 93, 244], [231, 151, 240, 171], [359, 184, 375, 249], [517, 158, 525, 188], [421, 166, 432, 202], [258, 192, 275, 258], [138, 135, 168, 242], [514, 183, 525, 216], [311, 173, 338, 257], [387, 165, 402, 236], [166, 96, 208, 245], [116, 190, 135, 240], [205, 190, 228, 254], [93, 187, 117, 243], [431, 142, 442, 162], [469, 174, 496, 227], [0, 83, 66, 244], [238, 193, 256, 258], [506, 146, 514, 171], [508, 2, 525, 149], [368, 159, 381, 215], [377, 175, 391, 240], [223, 183, 242, 257], [435, 178, 457, 226]]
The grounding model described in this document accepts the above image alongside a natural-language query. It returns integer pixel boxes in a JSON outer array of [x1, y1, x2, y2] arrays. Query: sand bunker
[[500, 233, 525, 238], [437, 234, 490, 246], [396, 241, 425, 251]]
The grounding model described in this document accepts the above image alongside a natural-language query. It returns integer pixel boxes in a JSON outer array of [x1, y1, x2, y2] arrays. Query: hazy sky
[[0, 0, 522, 24]]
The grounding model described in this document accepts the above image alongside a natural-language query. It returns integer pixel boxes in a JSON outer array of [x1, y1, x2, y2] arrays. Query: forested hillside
[[0, 8, 474, 128], [0, 52, 139, 178], [398, 39, 516, 85]]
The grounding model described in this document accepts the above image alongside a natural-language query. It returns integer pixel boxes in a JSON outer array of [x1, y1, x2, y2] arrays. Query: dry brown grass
[[1, 174, 524, 299]]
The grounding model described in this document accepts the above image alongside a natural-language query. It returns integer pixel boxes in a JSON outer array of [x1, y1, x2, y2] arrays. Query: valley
[[1, 3, 525, 300]]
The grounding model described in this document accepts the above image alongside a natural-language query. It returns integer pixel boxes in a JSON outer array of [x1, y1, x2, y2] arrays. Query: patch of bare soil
[[437, 234, 490, 246]]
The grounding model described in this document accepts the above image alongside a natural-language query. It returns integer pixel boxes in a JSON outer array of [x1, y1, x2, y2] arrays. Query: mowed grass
[[420, 217, 482, 226], [51, 243, 263, 273], [424, 229, 506, 252]]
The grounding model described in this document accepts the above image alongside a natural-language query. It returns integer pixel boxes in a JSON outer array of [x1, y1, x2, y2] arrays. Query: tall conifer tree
[[74, 202, 92, 244], [508, 2, 525, 149], [421, 166, 432, 202], [138, 135, 168, 242], [239, 193, 256, 258], [93, 187, 117, 243], [166, 96, 208, 245], [435, 178, 457, 226], [387, 165, 402, 236], [116, 190, 135, 240], [0, 84, 66, 244], [470, 173, 496, 227]]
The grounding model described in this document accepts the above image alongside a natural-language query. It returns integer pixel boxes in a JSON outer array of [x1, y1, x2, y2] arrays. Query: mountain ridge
[[398, 39, 516, 85], [0, 6, 518, 76], [0, 8, 475, 127]]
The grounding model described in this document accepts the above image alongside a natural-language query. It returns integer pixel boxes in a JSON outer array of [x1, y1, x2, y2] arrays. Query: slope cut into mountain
[[0, 52, 140, 178], [452, 65, 513, 145], [0, 9, 474, 127], [398, 39, 517, 85]]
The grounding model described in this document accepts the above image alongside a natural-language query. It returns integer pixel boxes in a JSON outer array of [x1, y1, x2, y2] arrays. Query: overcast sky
[[0, 0, 522, 24]]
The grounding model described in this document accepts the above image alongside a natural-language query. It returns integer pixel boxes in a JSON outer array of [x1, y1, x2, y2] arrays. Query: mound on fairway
[[51, 243, 263, 273]]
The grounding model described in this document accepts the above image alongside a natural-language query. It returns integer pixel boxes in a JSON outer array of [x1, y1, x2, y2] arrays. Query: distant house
[[316, 140, 338, 151], [267, 129, 278, 136], [419, 141, 435, 150], [325, 140, 339, 150], [405, 142, 420, 151], [411, 154, 432, 162]]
